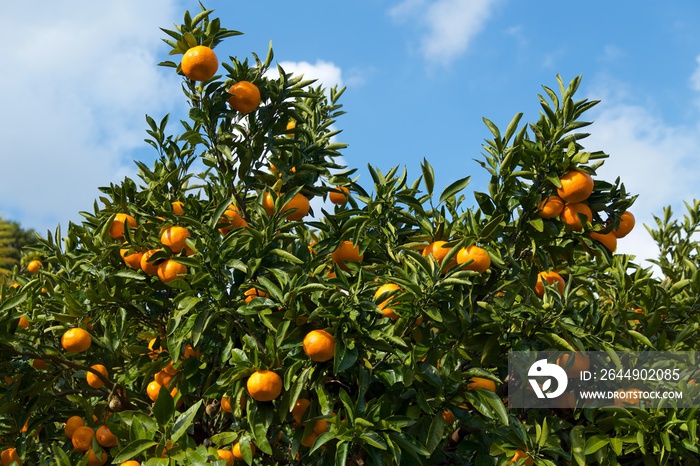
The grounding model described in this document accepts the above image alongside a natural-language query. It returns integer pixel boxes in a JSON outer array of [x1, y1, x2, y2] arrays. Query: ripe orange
[[0, 448, 21, 466], [219, 205, 248, 234], [27, 259, 42, 274], [467, 377, 497, 392], [160, 226, 189, 253], [221, 395, 233, 413], [32, 359, 48, 370], [61, 327, 92, 352], [217, 449, 234, 466], [534, 271, 566, 298], [72, 425, 95, 451], [303, 329, 336, 362], [17, 316, 29, 329], [157, 259, 188, 284], [154, 370, 173, 388], [247, 370, 283, 402], [329, 186, 350, 205], [182, 344, 200, 359], [120, 248, 144, 270], [442, 409, 455, 423], [232, 441, 256, 460], [313, 417, 329, 435], [171, 201, 185, 215], [65, 416, 85, 440], [292, 398, 311, 425], [163, 361, 179, 376], [613, 211, 635, 238], [227, 81, 261, 114], [301, 431, 319, 447], [86, 449, 108, 466], [120, 462, 141, 466], [96, 424, 118, 448], [561, 202, 592, 231], [286, 119, 296, 133], [422, 241, 452, 262], [86, 364, 108, 389], [331, 240, 363, 270], [556, 170, 594, 203], [537, 195, 565, 218], [282, 193, 311, 221], [507, 449, 533, 466], [109, 213, 137, 240], [147, 338, 163, 360], [557, 352, 590, 377], [140, 249, 162, 276], [181, 45, 218, 81], [147, 381, 163, 402], [456, 245, 491, 273], [244, 287, 268, 303], [375, 283, 401, 320], [588, 230, 617, 253]]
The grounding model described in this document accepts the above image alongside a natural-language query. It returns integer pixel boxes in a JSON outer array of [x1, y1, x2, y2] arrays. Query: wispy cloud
[[389, 0, 502, 66], [0, 1, 183, 235]]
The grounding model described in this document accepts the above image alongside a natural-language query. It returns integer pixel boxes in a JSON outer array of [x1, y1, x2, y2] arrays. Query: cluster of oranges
[[64, 415, 116, 466], [115, 208, 190, 284], [534, 169, 635, 298]]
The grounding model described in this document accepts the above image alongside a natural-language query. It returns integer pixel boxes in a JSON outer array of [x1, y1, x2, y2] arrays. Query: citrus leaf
[[171, 399, 202, 443], [113, 440, 159, 463]]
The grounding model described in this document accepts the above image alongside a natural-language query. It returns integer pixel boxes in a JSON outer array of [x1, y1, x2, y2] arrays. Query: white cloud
[[389, 0, 501, 66], [271, 60, 344, 90], [583, 78, 700, 271], [0, 1, 183, 235]]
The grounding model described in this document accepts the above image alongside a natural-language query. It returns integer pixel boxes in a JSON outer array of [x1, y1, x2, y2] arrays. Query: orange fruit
[[157, 259, 188, 284], [467, 377, 497, 392], [182, 344, 200, 359], [109, 213, 137, 240], [140, 249, 162, 276], [292, 398, 311, 425], [61, 327, 92, 352], [588, 230, 617, 253], [232, 441, 256, 460], [171, 201, 185, 215], [375, 283, 401, 321], [26, 259, 42, 274], [86, 364, 108, 389], [120, 462, 141, 466], [286, 119, 296, 133], [72, 425, 95, 451], [17, 316, 29, 329], [163, 361, 179, 376], [534, 271, 565, 298], [282, 193, 311, 221], [442, 409, 455, 423], [181, 45, 218, 81], [154, 370, 173, 388], [96, 424, 118, 448], [313, 418, 329, 435], [331, 240, 363, 270], [244, 287, 268, 303], [0, 448, 21, 466], [301, 431, 319, 447], [217, 450, 234, 466], [65, 415, 85, 438], [160, 226, 189, 253], [120, 247, 144, 270], [32, 359, 48, 370], [302, 329, 336, 362], [537, 195, 565, 218], [556, 170, 594, 203], [247, 370, 283, 402], [86, 449, 108, 466], [422, 241, 452, 262], [329, 186, 350, 205], [147, 338, 163, 360], [557, 352, 590, 377], [219, 205, 248, 234], [221, 395, 233, 413], [227, 81, 261, 114], [456, 245, 491, 273], [507, 449, 533, 466], [561, 203, 592, 231], [613, 211, 635, 238], [147, 381, 163, 402]]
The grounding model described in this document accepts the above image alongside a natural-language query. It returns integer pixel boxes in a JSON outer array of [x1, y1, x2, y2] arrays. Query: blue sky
[[3, 0, 700, 270]]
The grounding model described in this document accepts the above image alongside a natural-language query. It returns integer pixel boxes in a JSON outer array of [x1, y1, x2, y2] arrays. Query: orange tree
[[1, 6, 699, 466]]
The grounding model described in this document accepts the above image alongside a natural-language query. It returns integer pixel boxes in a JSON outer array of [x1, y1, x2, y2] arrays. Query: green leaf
[[421, 158, 435, 196], [153, 385, 175, 426], [628, 330, 656, 349], [113, 440, 159, 463], [52, 444, 72, 466], [480, 214, 505, 239], [171, 399, 203, 443], [439, 176, 471, 204], [426, 411, 447, 453], [335, 441, 349, 466], [583, 434, 608, 455], [334, 341, 359, 374], [362, 431, 388, 450], [570, 426, 585, 466], [269, 248, 303, 264]]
